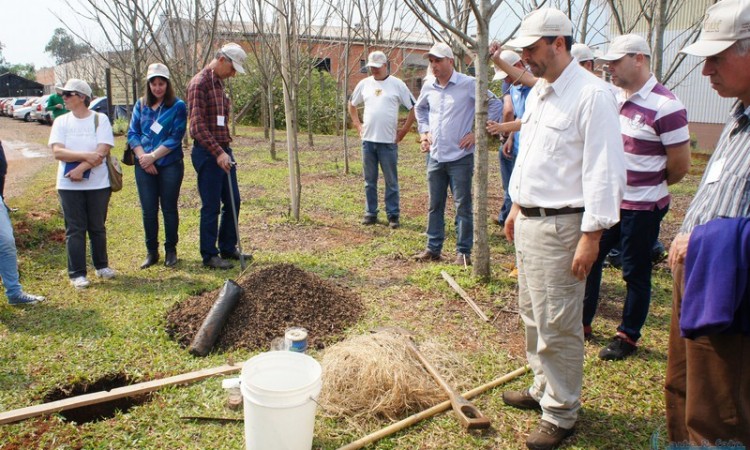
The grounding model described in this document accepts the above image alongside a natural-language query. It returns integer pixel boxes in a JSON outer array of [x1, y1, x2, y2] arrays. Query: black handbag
[[122, 143, 135, 166]]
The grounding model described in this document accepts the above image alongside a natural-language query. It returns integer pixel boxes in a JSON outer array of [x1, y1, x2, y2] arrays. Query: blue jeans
[[426, 153, 474, 255], [191, 144, 240, 262], [0, 196, 21, 299], [498, 150, 516, 224], [58, 188, 111, 278], [135, 159, 184, 254], [583, 205, 669, 341], [362, 141, 399, 218]]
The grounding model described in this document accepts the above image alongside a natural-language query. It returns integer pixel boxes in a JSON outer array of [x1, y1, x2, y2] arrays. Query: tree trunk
[[652, 0, 667, 81], [472, 0, 491, 280], [342, 38, 351, 174], [268, 81, 276, 160], [261, 84, 269, 140], [278, 0, 301, 220]]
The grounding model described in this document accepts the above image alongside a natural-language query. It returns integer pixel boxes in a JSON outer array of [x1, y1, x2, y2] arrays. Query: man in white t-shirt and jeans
[[349, 51, 416, 229]]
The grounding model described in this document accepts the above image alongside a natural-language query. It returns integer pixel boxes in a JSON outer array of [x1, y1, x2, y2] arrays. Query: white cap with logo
[[366, 51, 388, 68], [682, 0, 750, 57], [423, 42, 454, 59], [61, 79, 92, 98], [505, 8, 573, 49], [493, 50, 522, 80], [571, 43, 595, 62], [220, 43, 247, 74], [599, 34, 651, 61], [147, 63, 170, 80]]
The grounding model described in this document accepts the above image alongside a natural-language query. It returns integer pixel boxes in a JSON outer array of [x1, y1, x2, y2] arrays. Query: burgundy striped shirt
[[187, 67, 232, 158]]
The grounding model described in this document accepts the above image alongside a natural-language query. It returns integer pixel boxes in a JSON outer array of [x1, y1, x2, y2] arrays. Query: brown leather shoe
[[414, 249, 441, 262], [454, 253, 471, 266], [526, 419, 574, 450], [502, 389, 541, 410]]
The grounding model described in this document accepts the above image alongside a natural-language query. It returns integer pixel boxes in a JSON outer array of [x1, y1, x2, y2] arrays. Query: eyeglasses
[[61, 92, 78, 98]]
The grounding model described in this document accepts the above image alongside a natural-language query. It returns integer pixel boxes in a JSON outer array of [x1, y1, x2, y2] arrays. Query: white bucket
[[240, 351, 322, 450]]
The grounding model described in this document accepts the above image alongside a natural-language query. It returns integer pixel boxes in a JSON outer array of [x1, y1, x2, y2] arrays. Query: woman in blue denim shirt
[[127, 63, 187, 268]]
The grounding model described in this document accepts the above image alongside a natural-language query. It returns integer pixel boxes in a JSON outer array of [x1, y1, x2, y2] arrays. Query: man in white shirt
[[349, 51, 416, 229], [500, 9, 626, 449]]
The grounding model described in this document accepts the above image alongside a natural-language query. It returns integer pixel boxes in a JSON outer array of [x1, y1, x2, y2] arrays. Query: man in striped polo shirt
[[584, 34, 691, 360]]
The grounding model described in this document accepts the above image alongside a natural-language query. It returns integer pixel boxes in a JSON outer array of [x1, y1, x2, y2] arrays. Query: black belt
[[520, 206, 584, 217]]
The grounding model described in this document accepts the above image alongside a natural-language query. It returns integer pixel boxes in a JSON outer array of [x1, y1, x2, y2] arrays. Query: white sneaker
[[95, 267, 116, 279], [71, 276, 90, 289]]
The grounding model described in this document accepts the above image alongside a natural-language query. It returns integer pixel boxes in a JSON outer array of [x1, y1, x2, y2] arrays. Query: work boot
[[220, 249, 253, 262], [203, 256, 233, 270], [526, 419, 574, 450], [164, 250, 178, 267], [387, 215, 400, 229], [599, 334, 637, 361], [361, 215, 377, 225], [502, 389, 541, 410], [414, 249, 441, 262], [454, 253, 471, 266], [140, 253, 159, 269]]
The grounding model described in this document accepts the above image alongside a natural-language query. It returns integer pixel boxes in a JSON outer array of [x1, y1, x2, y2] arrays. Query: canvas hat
[[505, 8, 573, 49], [366, 51, 388, 68], [600, 34, 651, 61], [220, 43, 247, 74], [493, 50, 522, 80], [571, 43, 595, 62], [682, 0, 750, 57], [147, 63, 170, 80], [61, 79, 92, 98], [423, 42, 454, 59]]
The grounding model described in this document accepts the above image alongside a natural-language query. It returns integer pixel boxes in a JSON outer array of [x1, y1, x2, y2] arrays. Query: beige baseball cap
[[493, 50, 522, 80], [505, 8, 573, 49], [147, 63, 170, 80], [220, 43, 247, 74], [366, 51, 388, 68], [600, 34, 651, 61], [571, 43, 595, 62], [681, 0, 750, 57], [61, 79, 92, 98], [423, 42, 454, 59]]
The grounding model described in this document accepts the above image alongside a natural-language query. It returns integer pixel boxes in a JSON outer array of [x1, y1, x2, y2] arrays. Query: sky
[[0, 0, 79, 68]]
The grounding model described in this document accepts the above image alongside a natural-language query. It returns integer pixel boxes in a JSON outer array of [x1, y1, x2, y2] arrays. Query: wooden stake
[[441, 271, 490, 322], [338, 365, 530, 450], [0, 363, 243, 425]]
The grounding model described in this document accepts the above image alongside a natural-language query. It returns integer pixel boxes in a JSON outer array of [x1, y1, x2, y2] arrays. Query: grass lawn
[[0, 126, 707, 449]]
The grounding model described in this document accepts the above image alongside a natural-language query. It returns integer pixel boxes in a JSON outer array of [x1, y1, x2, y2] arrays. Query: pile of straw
[[318, 332, 468, 421]]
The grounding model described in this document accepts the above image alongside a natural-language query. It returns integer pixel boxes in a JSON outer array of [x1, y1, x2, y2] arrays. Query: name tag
[[150, 121, 163, 134], [217, 115, 226, 127], [705, 157, 725, 184]]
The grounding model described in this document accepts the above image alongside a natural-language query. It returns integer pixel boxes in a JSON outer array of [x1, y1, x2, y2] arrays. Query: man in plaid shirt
[[188, 42, 251, 269]]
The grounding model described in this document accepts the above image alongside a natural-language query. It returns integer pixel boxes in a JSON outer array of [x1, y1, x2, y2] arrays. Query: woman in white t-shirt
[[48, 79, 116, 289]]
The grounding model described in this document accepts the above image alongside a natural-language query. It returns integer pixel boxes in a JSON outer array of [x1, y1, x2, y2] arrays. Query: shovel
[[375, 327, 491, 430], [227, 161, 246, 270]]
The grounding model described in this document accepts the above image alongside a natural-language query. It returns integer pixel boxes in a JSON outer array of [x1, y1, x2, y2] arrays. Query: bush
[[112, 117, 129, 136]]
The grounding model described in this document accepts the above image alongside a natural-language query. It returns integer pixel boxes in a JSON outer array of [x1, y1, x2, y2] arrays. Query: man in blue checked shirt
[[413, 42, 503, 266]]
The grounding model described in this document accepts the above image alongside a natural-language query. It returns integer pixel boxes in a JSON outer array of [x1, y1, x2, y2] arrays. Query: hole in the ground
[[43, 373, 152, 424]]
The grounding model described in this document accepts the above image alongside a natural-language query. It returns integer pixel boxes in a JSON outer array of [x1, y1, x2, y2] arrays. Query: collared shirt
[[187, 67, 231, 158], [509, 59, 626, 232], [509, 84, 532, 156], [415, 70, 503, 163], [127, 98, 187, 167], [619, 75, 690, 211], [681, 103, 750, 233]]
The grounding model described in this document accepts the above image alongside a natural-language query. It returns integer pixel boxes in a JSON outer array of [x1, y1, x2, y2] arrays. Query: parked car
[[4, 98, 28, 117], [12, 97, 40, 122], [89, 96, 109, 116], [30, 95, 52, 124], [0, 98, 14, 116]]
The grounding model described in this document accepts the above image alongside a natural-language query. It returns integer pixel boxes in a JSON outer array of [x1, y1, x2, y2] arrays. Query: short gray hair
[[734, 38, 750, 56]]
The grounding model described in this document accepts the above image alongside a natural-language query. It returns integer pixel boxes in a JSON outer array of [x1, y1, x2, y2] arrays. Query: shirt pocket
[[542, 115, 573, 161]]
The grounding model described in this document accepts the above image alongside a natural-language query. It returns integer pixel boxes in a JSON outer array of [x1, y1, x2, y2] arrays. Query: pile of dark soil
[[166, 264, 363, 352]]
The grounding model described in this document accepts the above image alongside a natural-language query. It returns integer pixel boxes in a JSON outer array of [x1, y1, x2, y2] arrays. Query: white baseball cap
[[366, 51, 388, 68], [220, 43, 247, 74], [681, 0, 750, 57], [493, 50, 522, 80], [61, 79, 92, 98], [505, 8, 573, 49], [147, 63, 170, 80], [571, 43, 595, 62], [599, 34, 651, 61], [423, 42, 454, 59]]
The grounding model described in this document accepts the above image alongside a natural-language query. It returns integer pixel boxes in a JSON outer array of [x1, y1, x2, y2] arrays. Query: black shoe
[[361, 215, 377, 225], [387, 215, 400, 229], [140, 253, 159, 269], [502, 389, 541, 410], [220, 250, 253, 262], [164, 250, 177, 267], [599, 335, 637, 361], [414, 249, 441, 262], [203, 256, 234, 270], [526, 419, 574, 450]]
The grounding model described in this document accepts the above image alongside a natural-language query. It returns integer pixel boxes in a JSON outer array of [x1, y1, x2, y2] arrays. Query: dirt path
[[0, 116, 56, 200]]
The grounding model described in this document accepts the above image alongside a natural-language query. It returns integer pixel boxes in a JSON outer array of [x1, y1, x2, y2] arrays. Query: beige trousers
[[515, 212, 585, 429]]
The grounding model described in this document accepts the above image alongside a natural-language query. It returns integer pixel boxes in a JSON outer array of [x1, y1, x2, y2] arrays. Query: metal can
[[284, 327, 308, 353]]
